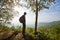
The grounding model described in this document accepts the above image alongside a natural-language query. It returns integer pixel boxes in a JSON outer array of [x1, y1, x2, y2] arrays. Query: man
[[19, 12, 26, 35]]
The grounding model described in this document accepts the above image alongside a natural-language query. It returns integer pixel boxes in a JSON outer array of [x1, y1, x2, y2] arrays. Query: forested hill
[[27, 21, 60, 27], [38, 21, 60, 26]]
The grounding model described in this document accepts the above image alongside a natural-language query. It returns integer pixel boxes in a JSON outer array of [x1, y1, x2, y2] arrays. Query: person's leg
[[22, 23, 26, 34], [22, 23, 27, 40]]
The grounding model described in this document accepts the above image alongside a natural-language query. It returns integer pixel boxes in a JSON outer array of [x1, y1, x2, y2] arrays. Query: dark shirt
[[21, 15, 26, 23]]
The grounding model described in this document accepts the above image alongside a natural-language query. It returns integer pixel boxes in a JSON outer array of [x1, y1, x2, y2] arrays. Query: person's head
[[24, 12, 26, 15]]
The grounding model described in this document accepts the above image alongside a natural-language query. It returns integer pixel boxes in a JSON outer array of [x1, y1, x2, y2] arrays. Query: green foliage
[[0, 3, 14, 25], [26, 24, 60, 40], [26, 27, 34, 36], [37, 24, 60, 40], [0, 0, 20, 8], [16, 26, 22, 33], [0, 0, 21, 26], [26, 27, 34, 33], [0, 25, 10, 31], [0, 24, 60, 40], [24, 0, 55, 12]]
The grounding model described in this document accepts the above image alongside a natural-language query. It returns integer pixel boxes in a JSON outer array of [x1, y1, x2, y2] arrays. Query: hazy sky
[[11, 0, 60, 26]]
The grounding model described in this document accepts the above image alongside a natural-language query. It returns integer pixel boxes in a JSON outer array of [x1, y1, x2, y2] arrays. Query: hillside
[[38, 21, 60, 26], [0, 22, 60, 40], [27, 21, 60, 27]]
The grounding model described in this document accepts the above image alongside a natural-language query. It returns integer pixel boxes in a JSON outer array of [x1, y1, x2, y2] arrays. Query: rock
[[13, 33, 25, 40], [0, 31, 33, 40], [13, 33, 33, 40], [0, 31, 15, 40], [9, 31, 18, 40], [9, 35, 16, 40]]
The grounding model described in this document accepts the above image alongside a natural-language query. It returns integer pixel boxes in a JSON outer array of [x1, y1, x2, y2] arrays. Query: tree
[[0, 0, 13, 25], [23, 0, 55, 34], [0, 0, 21, 25], [0, 7, 13, 26]]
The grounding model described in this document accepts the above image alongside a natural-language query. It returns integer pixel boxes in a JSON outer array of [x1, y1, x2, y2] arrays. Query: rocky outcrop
[[0, 30, 17, 40], [0, 31, 33, 40]]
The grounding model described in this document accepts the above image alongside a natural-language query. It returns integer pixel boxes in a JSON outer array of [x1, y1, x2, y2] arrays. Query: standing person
[[19, 12, 26, 35]]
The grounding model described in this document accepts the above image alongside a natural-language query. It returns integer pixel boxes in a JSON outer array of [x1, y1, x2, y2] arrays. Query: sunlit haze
[[11, 0, 60, 26]]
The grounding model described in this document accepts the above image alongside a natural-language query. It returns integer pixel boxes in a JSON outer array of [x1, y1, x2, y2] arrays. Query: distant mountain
[[38, 21, 60, 26], [27, 21, 60, 27]]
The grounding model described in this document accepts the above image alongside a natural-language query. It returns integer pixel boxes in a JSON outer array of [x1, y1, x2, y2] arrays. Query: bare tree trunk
[[35, 0, 38, 35]]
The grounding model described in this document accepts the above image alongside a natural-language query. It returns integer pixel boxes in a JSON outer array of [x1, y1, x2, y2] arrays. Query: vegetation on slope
[[0, 23, 60, 40]]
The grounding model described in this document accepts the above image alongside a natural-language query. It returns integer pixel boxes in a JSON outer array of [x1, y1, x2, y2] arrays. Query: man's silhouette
[[19, 12, 26, 35]]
